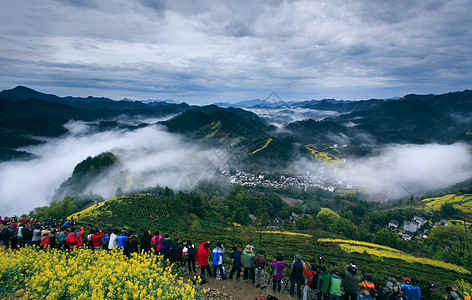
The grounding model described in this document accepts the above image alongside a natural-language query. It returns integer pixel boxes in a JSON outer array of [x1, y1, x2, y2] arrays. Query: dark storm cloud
[[0, 0, 471, 102]]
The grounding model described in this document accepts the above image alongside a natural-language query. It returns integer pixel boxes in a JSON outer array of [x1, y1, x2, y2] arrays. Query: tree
[[373, 228, 401, 249], [329, 217, 357, 239], [316, 208, 340, 230], [296, 214, 315, 230]]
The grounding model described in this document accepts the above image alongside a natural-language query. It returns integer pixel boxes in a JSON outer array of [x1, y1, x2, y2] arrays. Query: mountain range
[[1, 85, 471, 164]]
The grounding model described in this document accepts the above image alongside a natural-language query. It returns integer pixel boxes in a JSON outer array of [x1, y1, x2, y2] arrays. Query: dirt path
[[201, 276, 300, 300]]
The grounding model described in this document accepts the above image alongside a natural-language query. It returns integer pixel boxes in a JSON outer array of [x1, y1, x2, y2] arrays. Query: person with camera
[[228, 245, 242, 279], [196, 241, 213, 277], [302, 261, 318, 300], [212, 242, 226, 280], [243, 244, 256, 283], [358, 273, 375, 300], [342, 264, 362, 300], [254, 250, 269, 288], [271, 254, 285, 293]]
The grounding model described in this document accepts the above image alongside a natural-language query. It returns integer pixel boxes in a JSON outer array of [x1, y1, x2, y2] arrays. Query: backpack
[[188, 246, 196, 259], [267, 296, 279, 300], [308, 271, 318, 289], [68, 233, 79, 246], [255, 297, 266, 300]]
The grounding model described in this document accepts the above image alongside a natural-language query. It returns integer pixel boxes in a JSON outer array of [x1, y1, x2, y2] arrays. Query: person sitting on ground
[[254, 250, 269, 289], [271, 254, 286, 293], [229, 245, 242, 280]]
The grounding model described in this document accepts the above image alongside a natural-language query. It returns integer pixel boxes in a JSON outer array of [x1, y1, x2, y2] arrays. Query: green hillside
[[54, 184, 472, 298]]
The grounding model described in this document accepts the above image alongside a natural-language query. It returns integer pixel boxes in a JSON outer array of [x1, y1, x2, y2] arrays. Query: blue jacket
[[117, 235, 127, 248], [230, 250, 242, 268], [401, 283, 415, 300], [212, 246, 225, 266]]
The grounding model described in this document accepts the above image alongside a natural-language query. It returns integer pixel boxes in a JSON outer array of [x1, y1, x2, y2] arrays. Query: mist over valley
[[1, 86, 472, 216]]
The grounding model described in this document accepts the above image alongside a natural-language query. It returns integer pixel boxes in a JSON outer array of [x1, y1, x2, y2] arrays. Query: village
[[218, 168, 344, 192]]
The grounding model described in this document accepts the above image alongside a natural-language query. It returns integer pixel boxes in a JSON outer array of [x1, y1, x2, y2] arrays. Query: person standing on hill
[[317, 265, 330, 300], [140, 230, 152, 253], [228, 245, 242, 279], [196, 241, 213, 277], [116, 231, 128, 249], [400, 278, 414, 300], [212, 242, 226, 280], [90, 229, 103, 251], [161, 234, 172, 260], [185, 240, 197, 274], [151, 231, 163, 255], [66, 227, 84, 249], [342, 264, 362, 300], [271, 254, 286, 293], [329, 270, 343, 300], [302, 261, 318, 300], [254, 250, 269, 289], [108, 230, 119, 250], [243, 245, 256, 284], [410, 278, 421, 300], [290, 254, 305, 299], [359, 274, 375, 300]]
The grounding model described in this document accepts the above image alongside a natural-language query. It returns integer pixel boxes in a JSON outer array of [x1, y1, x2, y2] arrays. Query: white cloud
[[0, 0, 471, 102], [293, 143, 472, 200], [0, 122, 226, 216]]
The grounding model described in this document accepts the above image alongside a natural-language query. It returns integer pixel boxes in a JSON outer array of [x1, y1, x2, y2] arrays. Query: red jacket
[[91, 232, 104, 247], [196, 242, 210, 266], [66, 227, 84, 249], [304, 267, 317, 287]]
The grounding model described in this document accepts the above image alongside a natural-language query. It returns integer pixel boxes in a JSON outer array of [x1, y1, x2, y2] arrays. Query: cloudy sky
[[1, 0, 471, 104]]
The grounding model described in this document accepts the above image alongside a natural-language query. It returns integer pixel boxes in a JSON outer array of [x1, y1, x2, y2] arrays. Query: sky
[[1, 0, 471, 104]]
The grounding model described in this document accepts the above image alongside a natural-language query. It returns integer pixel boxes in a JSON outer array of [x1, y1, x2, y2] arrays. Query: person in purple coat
[[271, 254, 286, 293]]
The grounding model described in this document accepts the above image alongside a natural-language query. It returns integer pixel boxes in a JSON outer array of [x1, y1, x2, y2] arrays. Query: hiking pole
[[281, 274, 290, 294]]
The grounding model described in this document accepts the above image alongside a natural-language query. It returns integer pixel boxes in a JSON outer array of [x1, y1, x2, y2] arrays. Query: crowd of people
[[1, 216, 470, 300]]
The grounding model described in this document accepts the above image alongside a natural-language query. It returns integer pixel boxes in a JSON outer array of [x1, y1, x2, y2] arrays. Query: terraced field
[[422, 194, 472, 213]]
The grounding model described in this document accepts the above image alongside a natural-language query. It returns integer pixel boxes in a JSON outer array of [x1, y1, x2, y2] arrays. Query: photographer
[[228, 245, 242, 279], [271, 254, 285, 293], [254, 250, 269, 289], [342, 264, 362, 300], [212, 242, 226, 280]]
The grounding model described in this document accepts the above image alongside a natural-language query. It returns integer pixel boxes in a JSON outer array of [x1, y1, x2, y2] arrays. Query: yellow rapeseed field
[[0, 247, 204, 300], [319, 238, 470, 274], [257, 230, 313, 237], [422, 194, 472, 213]]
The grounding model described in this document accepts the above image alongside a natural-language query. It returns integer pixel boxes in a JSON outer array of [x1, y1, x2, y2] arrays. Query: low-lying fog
[[0, 120, 226, 216], [1, 117, 471, 216], [291, 143, 472, 200], [246, 107, 340, 126]]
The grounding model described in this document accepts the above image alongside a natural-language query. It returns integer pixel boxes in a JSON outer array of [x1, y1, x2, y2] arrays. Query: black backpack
[[188, 246, 196, 259], [308, 271, 318, 289]]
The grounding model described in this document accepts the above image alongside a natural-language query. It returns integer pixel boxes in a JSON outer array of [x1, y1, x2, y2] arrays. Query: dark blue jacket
[[230, 250, 242, 268]]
